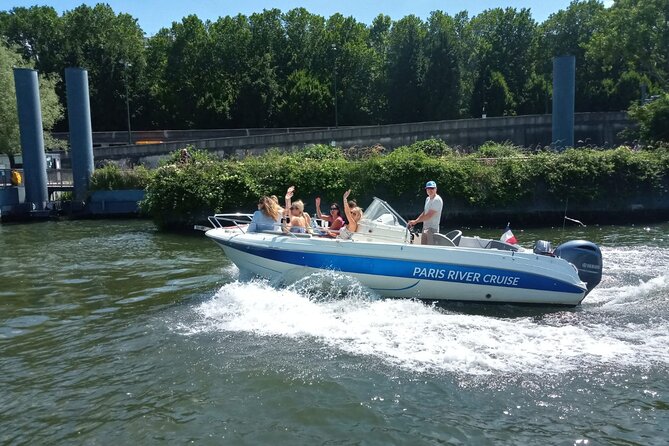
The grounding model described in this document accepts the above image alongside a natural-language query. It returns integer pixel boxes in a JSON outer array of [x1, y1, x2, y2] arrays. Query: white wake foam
[[585, 245, 669, 310], [187, 278, 669, 376]]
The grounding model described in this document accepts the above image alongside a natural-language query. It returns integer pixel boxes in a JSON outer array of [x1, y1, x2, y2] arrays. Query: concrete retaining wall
[[72, 112, 630, 166], [87, 189, 145, 215], [0, 187, 24, 208]]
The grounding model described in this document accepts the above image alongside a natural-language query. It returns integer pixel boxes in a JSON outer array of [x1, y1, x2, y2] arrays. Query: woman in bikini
[[334, 189, 363, 240], [315, 197, 345, 237], [283, 186, 309, 233]]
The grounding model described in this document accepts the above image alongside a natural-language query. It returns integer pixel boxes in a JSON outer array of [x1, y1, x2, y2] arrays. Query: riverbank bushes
[[89, 164, 151, 191], [140, 142, 669, 230]]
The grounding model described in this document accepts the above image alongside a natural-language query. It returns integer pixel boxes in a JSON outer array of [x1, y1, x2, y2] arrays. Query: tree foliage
[[629, 94, 669, 143], [0, 40, 63, 155], [469, 8, 536, 117], [536, 0, 607, 111], [2, 2, 669, 132]]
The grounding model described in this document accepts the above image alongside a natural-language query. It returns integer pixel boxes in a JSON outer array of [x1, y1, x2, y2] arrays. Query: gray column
[[13, 68, 48, 209], [552, 55, 576, 149], [65, 68, 95, 201]]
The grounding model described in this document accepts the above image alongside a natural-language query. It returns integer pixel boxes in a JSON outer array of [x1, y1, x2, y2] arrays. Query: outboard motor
[[554, 240, 603, 294]]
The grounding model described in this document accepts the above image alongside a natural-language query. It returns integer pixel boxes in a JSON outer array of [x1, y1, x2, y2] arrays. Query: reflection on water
[[1, 219, 668, 444]]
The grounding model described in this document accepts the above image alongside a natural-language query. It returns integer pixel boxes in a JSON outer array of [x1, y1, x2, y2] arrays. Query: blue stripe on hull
[[214, 238, 584, 295]]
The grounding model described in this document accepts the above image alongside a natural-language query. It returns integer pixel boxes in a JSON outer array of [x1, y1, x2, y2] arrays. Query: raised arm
[[342, 189, 358, 232], [284, 186, 294, 218], [315, 196, 324, 219]]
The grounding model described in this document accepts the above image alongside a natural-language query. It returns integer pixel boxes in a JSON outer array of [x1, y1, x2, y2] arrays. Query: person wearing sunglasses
[[314, 197, 345, 236], [336, 189, 364, 240], [408, 180, 444, 245], [283, 186, 310, 233], [249, 196, 282, 232]]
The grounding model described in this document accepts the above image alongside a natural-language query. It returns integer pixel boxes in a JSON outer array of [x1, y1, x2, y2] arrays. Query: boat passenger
[[270, 194, 284, 214], [334, 189, 363, 240], [314, 197, 344, 236], [342, 198, 357, 225], [249, 196, 281, 232], [283, 186, 309, 233], [408, 180, 444, 245]]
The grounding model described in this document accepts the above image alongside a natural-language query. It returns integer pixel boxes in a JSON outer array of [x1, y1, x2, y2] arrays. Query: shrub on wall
[[241, 146, 351, 206], [89, 164, 151, 191], [141, 155, 258, 230], [141, 144, 669, 230]]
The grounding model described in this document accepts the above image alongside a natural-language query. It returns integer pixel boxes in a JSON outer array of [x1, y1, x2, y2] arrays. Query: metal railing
[[1, 169, 73, 188], [47, 169, 73, 188]]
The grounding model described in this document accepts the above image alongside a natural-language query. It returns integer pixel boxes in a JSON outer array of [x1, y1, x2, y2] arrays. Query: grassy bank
[[91, 141, 669, 230]]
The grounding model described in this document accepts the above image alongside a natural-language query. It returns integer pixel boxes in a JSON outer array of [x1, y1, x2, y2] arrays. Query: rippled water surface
[[1, 220, 668, 444]]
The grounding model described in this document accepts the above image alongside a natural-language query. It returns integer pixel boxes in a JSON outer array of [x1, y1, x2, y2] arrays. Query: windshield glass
[[362, 198, 407, 227]]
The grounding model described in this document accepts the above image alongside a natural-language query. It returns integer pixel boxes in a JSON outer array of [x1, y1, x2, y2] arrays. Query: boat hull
[[207, 229, 588, 306]]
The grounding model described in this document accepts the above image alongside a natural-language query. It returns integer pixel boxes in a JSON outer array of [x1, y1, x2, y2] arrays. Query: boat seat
[[443, 230, 462, 246], [433, 233, 455, 246], [485, 240, 520, 252]]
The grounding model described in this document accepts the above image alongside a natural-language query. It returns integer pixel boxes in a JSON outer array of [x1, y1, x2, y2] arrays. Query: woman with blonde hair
[[283, 186, 309, 233], [333, 189, 363, 239], [249, 196, 281, 232], [270, 194, 284, 214]]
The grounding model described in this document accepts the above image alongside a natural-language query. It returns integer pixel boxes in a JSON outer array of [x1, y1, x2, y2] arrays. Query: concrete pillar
[[552, 55, 576, 149], [65, 68, 95, 201], [13, 68, 48, 209]]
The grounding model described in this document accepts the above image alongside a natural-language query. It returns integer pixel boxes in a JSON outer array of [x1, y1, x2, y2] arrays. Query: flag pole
[[562, 198, 568, 232]]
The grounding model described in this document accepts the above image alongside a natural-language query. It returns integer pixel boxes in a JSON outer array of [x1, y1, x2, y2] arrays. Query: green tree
[[161, 15, 213, 128], [0, 6, 64, 76], [367, 14, 392, 122], [280, 9, 329, 125], [472, 70, 515, 117], [60, 4, 146, 131], [233, 9, 285, 127], [282, 69, 331, 125], [142, 28, 173, 128], [423, 11, 462, 120], [587, 0, 669, 92], [325, 13, 378, 125], [283, 8, 327, 74], [521, 72, 550, 115], [0, 41, 63, 155], [629, 93, 669, 143], [469, 8, 536, 116], [612, 70, 650, 110], [206, 15, 252, 126], [386, 15, 427, 123], [537, 1, 608, 111]]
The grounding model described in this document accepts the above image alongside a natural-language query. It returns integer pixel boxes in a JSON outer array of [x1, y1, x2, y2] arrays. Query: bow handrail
[[208, 213, 253, 232]]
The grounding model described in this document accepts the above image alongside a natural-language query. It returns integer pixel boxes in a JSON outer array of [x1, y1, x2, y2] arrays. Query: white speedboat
[[203, 198, 603, 306]]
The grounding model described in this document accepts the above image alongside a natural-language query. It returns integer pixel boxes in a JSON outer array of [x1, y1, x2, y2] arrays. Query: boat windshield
[[362, 197, 408, 227]]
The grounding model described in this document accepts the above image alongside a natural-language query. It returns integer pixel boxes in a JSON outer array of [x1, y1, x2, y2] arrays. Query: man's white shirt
[[423, 195, 443, 230]]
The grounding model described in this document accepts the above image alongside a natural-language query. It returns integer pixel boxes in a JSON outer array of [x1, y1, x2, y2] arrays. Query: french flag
[[500, 223, 517, 245]]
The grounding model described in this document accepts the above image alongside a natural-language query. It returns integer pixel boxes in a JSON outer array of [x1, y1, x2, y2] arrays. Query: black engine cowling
[[554, 240, 603, 295]]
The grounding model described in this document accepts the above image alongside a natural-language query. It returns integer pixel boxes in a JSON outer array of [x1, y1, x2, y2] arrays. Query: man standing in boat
[[408, 181, 443, 245]]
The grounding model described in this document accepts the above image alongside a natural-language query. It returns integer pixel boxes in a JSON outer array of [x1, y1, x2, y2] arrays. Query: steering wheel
[[405, 223, 420, 244]]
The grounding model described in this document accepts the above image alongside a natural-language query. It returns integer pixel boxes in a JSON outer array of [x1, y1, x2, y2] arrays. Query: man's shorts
[[421, 228, 438, 245]]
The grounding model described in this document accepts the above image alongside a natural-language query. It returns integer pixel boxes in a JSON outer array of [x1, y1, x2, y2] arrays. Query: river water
[[1, 220, 668, 444]]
